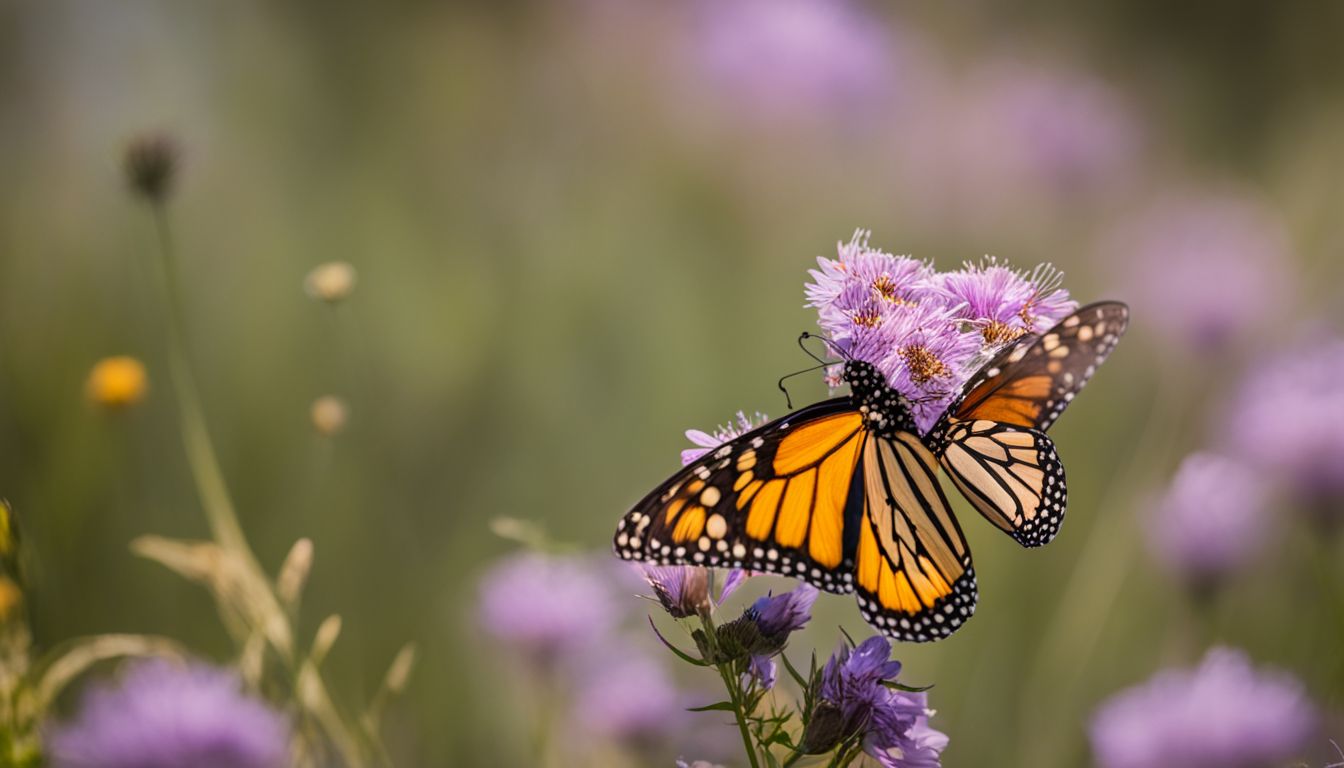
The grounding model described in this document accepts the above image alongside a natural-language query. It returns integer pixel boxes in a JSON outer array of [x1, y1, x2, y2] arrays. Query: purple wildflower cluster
[[1090, 647, 1316, 768], [48, 660, 290, 768], [806, 231, 1076, 431], [803, 636, 948, 767]]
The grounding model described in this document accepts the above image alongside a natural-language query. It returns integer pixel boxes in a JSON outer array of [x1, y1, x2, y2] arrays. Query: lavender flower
[[1102, 193, 1292, 353], [933, 259, 1077, 345], [804, 231, 1076, 431], [48, 660, 290, 768], [803, 636, 946, 765], [478, 552, 617, 663], [1090, 646, 1316, 768], [1145, 452, 1271, 592], [1222, 337, 1344, 508]]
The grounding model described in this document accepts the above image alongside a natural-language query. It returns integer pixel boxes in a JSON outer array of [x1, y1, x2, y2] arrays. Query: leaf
[[686, 701, 737, 713], [648, 616, 710, 666], [838, 625, 857, 648], [882, 680, 934, 693], [32, 634, 185, 711], [780, 652, 809, 689]]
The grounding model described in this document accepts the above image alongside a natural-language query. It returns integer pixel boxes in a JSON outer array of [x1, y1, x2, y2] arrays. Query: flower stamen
[[898, 345, 951, 384]]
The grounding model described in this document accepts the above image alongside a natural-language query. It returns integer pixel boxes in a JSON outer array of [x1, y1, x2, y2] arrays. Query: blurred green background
[[2, 1, 1343, 765]]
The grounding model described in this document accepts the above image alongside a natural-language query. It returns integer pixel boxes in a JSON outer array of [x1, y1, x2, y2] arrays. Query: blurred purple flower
[[1222, 337, 1344, 508], [747, 583, 819, 638], [688, 0, 901, 123], [1145, 452, 1271, 592], [804, 636, 946, 765], [478, 552, 617, 663], [962, 60, 1140, 199], [575, 647, 688, 744], [48, 660, 290, 768], [1102, 193, 1293, 353], [642, 565, 711, 618], [1091, 646, 1316, 768]]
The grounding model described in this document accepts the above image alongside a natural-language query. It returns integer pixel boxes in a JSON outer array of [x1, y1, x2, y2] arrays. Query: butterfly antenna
[[777, 362, 831, 411], [799, 331, 850, 362]]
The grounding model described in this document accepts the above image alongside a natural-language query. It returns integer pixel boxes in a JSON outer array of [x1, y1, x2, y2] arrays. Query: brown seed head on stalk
[[124, 133, 179, 202]]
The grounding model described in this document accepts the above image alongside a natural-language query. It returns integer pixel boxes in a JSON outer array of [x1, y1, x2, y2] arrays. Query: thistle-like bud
[[124, 133, 179, 202], [800, 699, 848, 754]]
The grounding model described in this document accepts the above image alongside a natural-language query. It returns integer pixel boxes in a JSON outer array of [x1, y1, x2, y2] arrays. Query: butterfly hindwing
[[939, 419, 1066, 547], [853, 432, 977, 642], [614, 399, 865, 594]]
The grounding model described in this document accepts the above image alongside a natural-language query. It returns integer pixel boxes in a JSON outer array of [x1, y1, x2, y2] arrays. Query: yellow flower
[[303, 261, 357, 303], [86, 356, 149, 408], [0, 576, 21, 622], [310, 395, 348, 436]]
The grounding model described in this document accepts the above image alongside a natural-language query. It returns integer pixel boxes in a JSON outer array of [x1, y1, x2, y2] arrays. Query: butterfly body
[[615, 301, 1129, 642]]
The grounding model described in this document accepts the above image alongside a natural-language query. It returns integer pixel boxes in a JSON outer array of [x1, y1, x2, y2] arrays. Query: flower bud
[[800, 699, 848, 754]]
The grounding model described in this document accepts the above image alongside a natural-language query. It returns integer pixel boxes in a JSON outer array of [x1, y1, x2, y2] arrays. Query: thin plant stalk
[[148, 206, 252, 561], [1015, 366, 1195, 767], [699, 613, 762, 768], [142, 202, 375, 767]]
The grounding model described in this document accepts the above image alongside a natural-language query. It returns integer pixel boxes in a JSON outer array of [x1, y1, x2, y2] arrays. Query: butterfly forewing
[[614, 399, 865, 594], [931, 301, 1130, 442], [924, 301, 1127, 549]]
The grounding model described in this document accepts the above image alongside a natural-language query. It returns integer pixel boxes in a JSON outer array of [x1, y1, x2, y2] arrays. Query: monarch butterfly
[[614, 301, 1128, 641]]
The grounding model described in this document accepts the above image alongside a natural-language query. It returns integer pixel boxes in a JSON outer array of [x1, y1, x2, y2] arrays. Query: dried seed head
[[310, 396, 348, 436], [304, 261, 357, 303], [124, 133, 179, 202]]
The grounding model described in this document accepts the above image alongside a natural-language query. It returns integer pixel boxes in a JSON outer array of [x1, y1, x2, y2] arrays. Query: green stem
[[824, 740, 861, 768], [149, 205, 251, 558], [1014, 366, 1191, 768], [715, 661, 762, 768], [698, 612, 761, 768]]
